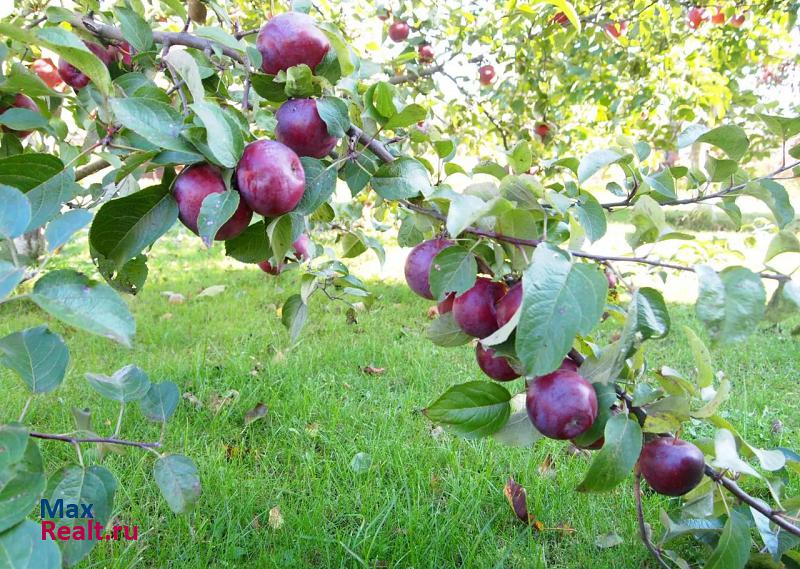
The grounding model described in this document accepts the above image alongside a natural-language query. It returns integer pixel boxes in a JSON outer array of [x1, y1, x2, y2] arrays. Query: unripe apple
[[173, 163, 253, 240], [389, 21, 410, 42], [476, 344, 520, 381], [729, 14, 745, 27], [256, 12, 330, 75], [275, 98, 338, 158], [478, 65, 495, 86], [58, 41, 114, 90], [453, 277, 507, 338], [32, 58, 62, 89], [437, 292, 455, 314], [495, 282, 522, 328], [235, 140, 306, 216], [526, 369, 598, 439], [711, 9, 725, 25], [534, 123, 550, 139], [639, 437, 705, 496], [0, 94, 39, 139], [687, 7, 707, 29], [418, 44, 434, 63], [551, 11, 570, 27], [404, 237, 454, 300]]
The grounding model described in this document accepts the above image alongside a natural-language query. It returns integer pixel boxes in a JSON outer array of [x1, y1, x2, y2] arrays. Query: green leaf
[[0, 439, 45, 533], [372, 157, 431, 200], [370, 81, 397, 120], [281, 294, 308, 343], [492, 393, 543, 447], [284, 64, 315, 98], [249, 73, 288, 103], [703, 511, 751, 569], [577, 149, 624, 183], [445, 191, 497, 238], [24, 169, 77, 232], [765, 230, 800, 262], [576, 415, 642, 492], [315, 96, 350, 138], [0, 326, 68, 393], [384, 104, 427, 131], [765, 280, 800, 323], [154, 454, 201, 514], [0, 185, 30, 239], [426, 312, 472, 347], [695, 265, 766, 343], [164, 49, 205, 103], [643, 169, 676, 199], [742, 179, 794, 229], [678, 124, 749, 161], [0, 423, 29, 472], [634, 287, 670, 340], [0, 519, 61, 569], [197, 191, 240, 247], [190, 102, 243, 168], [116, 6, 154, 52], [508, 140, 532, 174], [85, 364, 150, 402], [659, 512, 724, 544], [573, 192, 607, 242], [224, 220, 269, 263], [684, 326, 714, 389], [139, 381, 180, 422], [705, 156, 738, 183], [0, 153, 62, 191], [0, 261, 24, 301], [31, 270, 136, 347], [89, 184, 178, 270], [542, 0, 581, 30], [267, 214, 299, 263], [579, 297, 639, 385], [110, 98, 194, 153], [428, 246, 477, 302], [423, 381, 511, 439], [758, 114, 800, 140], [296, 158, 337, 215], [0, 63, 62, 98], [320, 28, 354, 76], [0, 109, 48, 131], [499, 175, 542, 209], [37, 27, 112, 95], [572, 383, 617, 448], [516, 244, 607, 376], [192, 26, 244, 52], [473, 161, 507, 179], [47, 465, 116, 566]]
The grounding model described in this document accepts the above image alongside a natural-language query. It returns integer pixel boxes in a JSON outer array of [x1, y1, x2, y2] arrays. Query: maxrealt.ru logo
[[40, 499, 138, 541]]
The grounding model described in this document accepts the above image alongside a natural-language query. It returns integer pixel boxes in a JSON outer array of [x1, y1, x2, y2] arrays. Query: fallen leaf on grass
[[595, 532, 623, 548], [504, 477, 534, 524], [161, 291, 185, 304], [182, 392, 203, 410], [244, 402, 268, 426], [428, 425, 445, 440], [196, 285, 226, 298], [161, 312, 174, 320], [306, 423, 320, 436], [350, 452, 371, 473], [268, 506, 284, 530], [209, 389, 240, 413], [426, 306, 438, 320], [537, 454, 555, 477], [361, 365, 386, 375]]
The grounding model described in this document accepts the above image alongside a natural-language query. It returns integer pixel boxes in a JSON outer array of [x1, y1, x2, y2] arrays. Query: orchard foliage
[[0, 0, 799, 567]]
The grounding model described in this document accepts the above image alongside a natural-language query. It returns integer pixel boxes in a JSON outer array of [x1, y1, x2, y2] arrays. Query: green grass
[[1, 231, 798, 568]]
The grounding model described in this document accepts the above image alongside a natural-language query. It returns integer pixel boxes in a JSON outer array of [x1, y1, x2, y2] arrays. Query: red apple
[[235, 140, 306, 216], [495, 282, 522, 328], [729, 14, 745, 27], [275, 98, 338, 159], [258, 260, 283, 275], [418, 44, 434, 63], [256, 12, 330, 75], [115, 41, 133, 66], [639, 438, 705, 496], [437, 292, 455, 314], [476, 344, 520, 381], [453, 277, 507, 338], [173, 163, 253, 241], [535, 123, 551, 139], [389, 21, 410, 42], [711, 9, 725, 25], [687, 7, 707, 29], [0, 94, 40, 139], [32, 58, 63, 89], [478, 64, 495, 86], [258, 234, 312, 276], [604, 21, 627, 38], [404, 238, 454, 300], [58, 41, 115, 90], [526, 369, 598, 440], [551, 11, 570, 27]]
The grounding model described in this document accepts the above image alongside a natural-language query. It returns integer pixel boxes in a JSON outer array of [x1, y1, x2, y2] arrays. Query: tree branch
[[29, 431, 161, 450], [75, 159, 111, 181], [634, 471, 671, 569], [388, 63, 445, 85]]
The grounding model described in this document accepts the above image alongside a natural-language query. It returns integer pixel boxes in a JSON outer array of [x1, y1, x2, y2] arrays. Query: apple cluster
[[406, 239, 705, 496], [169, 13, 338, 274]]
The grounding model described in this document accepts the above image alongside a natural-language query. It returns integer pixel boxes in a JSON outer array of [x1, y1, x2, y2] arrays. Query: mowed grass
[[1, 229, 799, 569]]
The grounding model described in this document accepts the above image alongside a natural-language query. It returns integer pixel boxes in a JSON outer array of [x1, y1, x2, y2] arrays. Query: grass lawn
[[1, 229, 798, 568]]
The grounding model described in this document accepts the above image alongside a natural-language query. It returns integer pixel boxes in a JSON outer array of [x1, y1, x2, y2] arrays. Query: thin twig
[[29, 432, 162, 449], [634, 471, 672, 569]]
